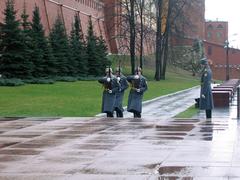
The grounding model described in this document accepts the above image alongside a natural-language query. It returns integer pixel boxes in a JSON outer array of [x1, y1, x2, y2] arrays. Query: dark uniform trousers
[[206, 110, 212, 118], [115, 107, 123, 117]]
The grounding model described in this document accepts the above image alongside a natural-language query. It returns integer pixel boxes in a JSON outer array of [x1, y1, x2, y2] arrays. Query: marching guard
[[98, 67, 119, 117], [114, 67, 129, 117], [127, 67, 148, 118]]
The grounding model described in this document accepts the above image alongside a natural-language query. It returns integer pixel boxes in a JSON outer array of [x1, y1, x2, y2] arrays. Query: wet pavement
[[1, 86, 240, 179], [0, 115, 240, 179]]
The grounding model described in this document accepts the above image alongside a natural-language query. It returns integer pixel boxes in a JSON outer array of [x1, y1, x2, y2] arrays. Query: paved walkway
[[1, 86, 240, 179]]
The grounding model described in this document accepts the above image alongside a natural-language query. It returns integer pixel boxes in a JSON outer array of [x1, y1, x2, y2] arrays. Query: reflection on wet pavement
[[0, 116, 239, 179]]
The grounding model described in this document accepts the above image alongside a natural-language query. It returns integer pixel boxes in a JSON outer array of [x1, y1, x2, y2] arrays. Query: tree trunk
[[155, 0, 162, 81], [161, 35, 168, 80], [161, 0, 172, 80], [139, 0, 144, 69], [130, 0, 136, 74]]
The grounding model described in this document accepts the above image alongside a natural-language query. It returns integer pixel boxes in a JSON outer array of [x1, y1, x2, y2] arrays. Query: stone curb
[[142, 85, 200, 106], [96, 86, 200, 117]]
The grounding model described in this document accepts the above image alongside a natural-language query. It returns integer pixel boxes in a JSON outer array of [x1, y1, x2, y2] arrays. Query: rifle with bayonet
[[104, 66, 112, 91], [133, 67, 140, 89]]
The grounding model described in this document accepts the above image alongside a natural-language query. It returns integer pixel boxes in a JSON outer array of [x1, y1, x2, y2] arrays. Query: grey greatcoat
[[199, 66, 214, 110], [127, 75, 148, 113], [114, 75, 129, 112], [98, 76, 119, 113]]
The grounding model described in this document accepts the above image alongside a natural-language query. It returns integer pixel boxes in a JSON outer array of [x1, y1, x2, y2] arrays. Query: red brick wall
[[204, 41, 240, 80], [103, 0, 118, 53], [0, 0, 107, 45], [205, 21, 228, 45], [182, 0, 205, 40]]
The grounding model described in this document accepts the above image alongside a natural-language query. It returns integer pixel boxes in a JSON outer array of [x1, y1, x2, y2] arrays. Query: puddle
[[141, 136, 184, 140], [157, 176, 193, 180], [76, 144, 115, 150], [87, 139, 123, 144], [63, 150, 99, 157], [47, 157, 91, 164], [12, 143, 54, 149], [115, 125, 154, 130], [128, 119, 143, 122], [66, 168, 98, 174], [200, 127, 226, 133], [0, 134, 40, 138], [0, 142, 19, 148], [201, 137, 213, 141], [158, 166, 191, 175], [48, 135, 82, 139], [0, 155, 23, 162], [172, 119, 199, 123], [0, 165, 6, 171], [0, 149, 42, 155], [71, 126, 107, 134], [155, 125, 194, 132], [58, 130, 85, 135], [28, 139, 63, 145], [200, 127, 213, 133], [157, 132, 187, 136], [144, 163, 161, 169], [157, 136, 184, 140]]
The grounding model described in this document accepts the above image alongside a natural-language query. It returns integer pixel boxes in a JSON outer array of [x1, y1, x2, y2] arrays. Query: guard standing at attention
[[114, 67, 129, 117], [127, 67, 148, 118], [199, 57, 214, 119], [98, 67, 119, 117]]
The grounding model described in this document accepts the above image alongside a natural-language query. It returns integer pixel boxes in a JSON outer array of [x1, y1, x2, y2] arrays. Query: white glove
[[117, 77, 121, 82], [201, 94, 205, 99], [136, 89, 140, 93], [107, 77, 111, 82], [108, 90, 112, 94], [134, 75, 139, 79]]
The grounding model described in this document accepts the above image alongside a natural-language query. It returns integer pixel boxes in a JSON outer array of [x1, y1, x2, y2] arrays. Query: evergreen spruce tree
[[21, 0, 34, 78], [21, 1, 31, 31], [31, 5, 56, 78], [49, 15, 73, 76], [96, 35, 110, 74], [0, 24, 3, 57], [69, 14, 88, 77], [86, 17, 101, 76], [0, 0, 32, 79]]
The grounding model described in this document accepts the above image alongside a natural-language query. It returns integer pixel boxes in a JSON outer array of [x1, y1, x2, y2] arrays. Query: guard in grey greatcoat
[[127, 67, 148, 118], [98, 68, 119, 117], [199, 57, 214, 118], [114, 67, 129, 117]]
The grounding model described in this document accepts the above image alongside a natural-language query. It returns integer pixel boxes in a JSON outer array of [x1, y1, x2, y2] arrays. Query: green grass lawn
[[0, 70, 199, 117], [174, 105, 199, 118]]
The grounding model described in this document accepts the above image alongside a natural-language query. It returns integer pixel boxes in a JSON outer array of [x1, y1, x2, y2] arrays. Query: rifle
[[133, 67, 140, 89], [118, 58, 121, 76], [105, 66, 112, 90], [108, 66, 111, 78]]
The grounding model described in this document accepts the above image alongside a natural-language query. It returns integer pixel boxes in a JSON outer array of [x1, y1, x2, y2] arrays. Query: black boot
[[115, 108, 123, 118], [106, 112, 114, 117], [206, 109, 212, 119]]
